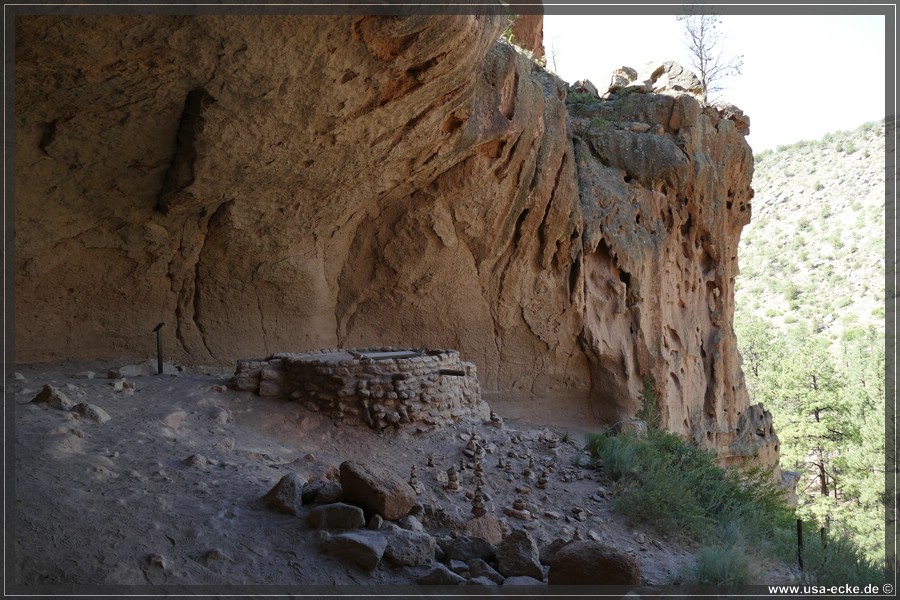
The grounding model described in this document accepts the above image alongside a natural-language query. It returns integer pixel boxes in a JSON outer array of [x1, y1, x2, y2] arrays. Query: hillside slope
[[736, 120, 886, 337]]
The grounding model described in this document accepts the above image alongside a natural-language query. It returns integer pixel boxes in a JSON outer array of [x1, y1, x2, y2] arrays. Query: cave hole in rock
[[512, 208, 529, 247], [442, 114, 465, 135], [680, 214, 692, 238], [568, 255, 581, 299]]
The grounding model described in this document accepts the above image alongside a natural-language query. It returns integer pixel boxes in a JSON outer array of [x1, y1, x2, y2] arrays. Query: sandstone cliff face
[[13, 14, 777, 466]]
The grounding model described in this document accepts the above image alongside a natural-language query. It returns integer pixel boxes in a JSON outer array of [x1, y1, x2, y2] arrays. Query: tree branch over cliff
[[677, 9, 744, 104]]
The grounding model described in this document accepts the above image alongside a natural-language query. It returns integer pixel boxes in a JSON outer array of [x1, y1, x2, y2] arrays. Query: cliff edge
[[13, 14, 778, 468]]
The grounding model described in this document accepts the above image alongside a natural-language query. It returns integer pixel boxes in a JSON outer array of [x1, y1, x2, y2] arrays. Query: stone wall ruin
[[233, 348, 489, 431]]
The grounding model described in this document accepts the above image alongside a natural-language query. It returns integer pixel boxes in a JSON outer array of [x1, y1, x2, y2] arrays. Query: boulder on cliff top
[[339, 461, 415, 521]]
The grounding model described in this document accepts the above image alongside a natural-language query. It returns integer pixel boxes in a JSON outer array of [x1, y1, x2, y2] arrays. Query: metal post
[[153, 323, 165, 375], [797, 519, 804, 570]]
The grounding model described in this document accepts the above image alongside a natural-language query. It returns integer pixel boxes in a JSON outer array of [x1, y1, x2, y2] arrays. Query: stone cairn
[[446, 466, 459, 492], [234, 348, 489, 431]]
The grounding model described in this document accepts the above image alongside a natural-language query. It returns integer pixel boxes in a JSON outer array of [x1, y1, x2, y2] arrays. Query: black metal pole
[[153, 323, 165, 375], [797, 518, 804, 570]]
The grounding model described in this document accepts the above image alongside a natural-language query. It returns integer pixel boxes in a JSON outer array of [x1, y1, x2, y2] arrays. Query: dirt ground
[[8, 359, 800, 594]]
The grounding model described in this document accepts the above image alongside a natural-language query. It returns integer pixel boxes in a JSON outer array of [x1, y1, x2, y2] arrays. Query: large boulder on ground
[[496, 529, 543, 580], [547, 540, 641, 585], [307, 503, 366, 530], [464, 514, 506, 544], [263, 472, 306, 515], [382, 524, 436, 566], [439, 535, 496, 562], [318, 530, 387, 571], [339, 461, 415, 520]]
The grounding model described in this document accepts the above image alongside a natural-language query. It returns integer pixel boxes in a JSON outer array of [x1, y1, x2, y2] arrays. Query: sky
[[542, 13, 888, 152]]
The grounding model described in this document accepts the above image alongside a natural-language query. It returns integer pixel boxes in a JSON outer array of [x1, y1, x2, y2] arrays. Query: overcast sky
[[542, 13, 888, 152]]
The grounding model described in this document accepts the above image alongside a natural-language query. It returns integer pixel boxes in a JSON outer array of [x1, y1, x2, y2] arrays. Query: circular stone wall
[[234, 348, 489, 431]]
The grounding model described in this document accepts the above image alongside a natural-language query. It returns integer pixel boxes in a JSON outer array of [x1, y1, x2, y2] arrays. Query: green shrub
[[636, 376, 660, 429], [799, 526, 888, 586], [567, 92, 600, 105], [584, 429, 791, 541], [685, 543, 757, 585]]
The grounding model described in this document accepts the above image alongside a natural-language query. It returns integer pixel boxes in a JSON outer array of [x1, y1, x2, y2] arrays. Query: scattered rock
[[184, 454, 209, 467], [467, 575, 498, 586], [263, 472, 306, 516], [440, 535, 495, 563], [31, 385, 75, 411], [397, 515, 425, 533], [496, 529, 543, 580], [539, 538, 569, 565], [339, 461, 415, 520], [448, 559, 469, 574], [548, 540, 641, 585], [307, 503, 366, 530], [301, 480, 325, 505], [202, 548, 229, 563], [382, 525, 435, 567], [318, 530, 387, 571], [14, 372, 26, 382], [464, 514, 506, 545], [502, 575, 545, 586], [417, 563, 467, 585], [72, 402, 111, 424], [72, 371, 95, 379], [367, 514, 383, 530], [146, 553, 167, 569], [467, 558, 505, 584], [314, 481, 344, 505]]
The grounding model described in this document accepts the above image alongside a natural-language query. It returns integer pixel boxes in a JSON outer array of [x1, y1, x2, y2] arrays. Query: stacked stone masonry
[[234, 348, 490, 430]]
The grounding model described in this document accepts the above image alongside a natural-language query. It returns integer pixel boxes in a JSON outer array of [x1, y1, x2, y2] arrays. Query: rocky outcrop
[[13, 14, 777, 468]]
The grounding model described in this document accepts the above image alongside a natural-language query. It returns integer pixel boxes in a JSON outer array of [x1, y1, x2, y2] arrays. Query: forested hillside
[[735, 119, 888, 565]]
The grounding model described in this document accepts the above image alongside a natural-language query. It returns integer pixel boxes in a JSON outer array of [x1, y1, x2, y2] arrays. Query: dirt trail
[[9, 360, 798, 591]]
